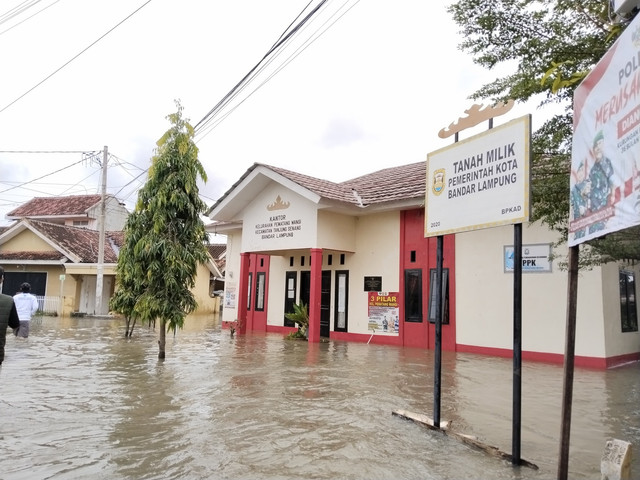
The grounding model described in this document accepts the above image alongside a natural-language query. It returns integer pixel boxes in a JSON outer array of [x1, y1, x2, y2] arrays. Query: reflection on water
[[1, 315, 638, 479]]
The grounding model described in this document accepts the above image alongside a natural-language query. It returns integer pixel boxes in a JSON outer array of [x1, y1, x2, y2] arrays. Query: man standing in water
[[13, 282, 39, 338], [0, 266, 20, 365]]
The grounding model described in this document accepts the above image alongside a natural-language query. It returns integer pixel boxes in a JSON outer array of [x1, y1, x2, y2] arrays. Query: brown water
[[1, 315, 638, 480]]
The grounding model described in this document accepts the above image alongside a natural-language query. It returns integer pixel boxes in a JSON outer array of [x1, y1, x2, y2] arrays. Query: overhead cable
[[0, 0, 154, 115], [193, 0, 330, 135], [196, 0, 359, 142]]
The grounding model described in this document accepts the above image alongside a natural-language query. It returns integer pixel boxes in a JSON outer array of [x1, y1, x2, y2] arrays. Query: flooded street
[[1, 315, 638, 479]]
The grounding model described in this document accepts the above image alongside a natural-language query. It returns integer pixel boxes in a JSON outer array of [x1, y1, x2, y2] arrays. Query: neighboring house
[[0, 194, 222, 317], [5, 193, 129, 231], [0, 219, 121, 315], [207, 162, 640, 369], [208, 243, 226, 294]]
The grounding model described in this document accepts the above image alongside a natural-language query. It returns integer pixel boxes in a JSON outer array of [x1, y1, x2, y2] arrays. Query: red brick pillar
[[308, 248, 323, 343], [237, 252, 250, 334]]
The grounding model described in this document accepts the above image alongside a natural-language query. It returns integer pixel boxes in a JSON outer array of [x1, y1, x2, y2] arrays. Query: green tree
[[448, 0, 639, 266], [110, 102, 210, 358]]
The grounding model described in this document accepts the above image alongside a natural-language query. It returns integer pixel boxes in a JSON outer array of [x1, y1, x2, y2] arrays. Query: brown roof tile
[[207, 161, 427, 218], [27, 220, 120, 263], [207, 244, 226, 259], [342, 162, 426, 205], [267, 161, 426, 207], [0, 251, 65, 261], [6, 194, 103, 218]]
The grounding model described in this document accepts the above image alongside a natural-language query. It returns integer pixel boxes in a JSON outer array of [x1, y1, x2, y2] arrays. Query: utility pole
[[95, 146, 107, 315]]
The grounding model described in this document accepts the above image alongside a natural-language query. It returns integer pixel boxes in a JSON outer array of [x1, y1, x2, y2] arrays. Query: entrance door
[[300, 271, 310, 308], [284, 271, 297, 327], [320, 271, 331, 337], [300, 270, 330, 336], [249, 254, 270, 331]]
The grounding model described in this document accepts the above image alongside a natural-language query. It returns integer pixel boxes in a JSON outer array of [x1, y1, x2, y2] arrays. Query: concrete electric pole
[[95, 145, 107, 315]]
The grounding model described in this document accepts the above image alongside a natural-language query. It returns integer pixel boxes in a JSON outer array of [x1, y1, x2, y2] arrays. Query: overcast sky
[[0, 0, 555, 229]]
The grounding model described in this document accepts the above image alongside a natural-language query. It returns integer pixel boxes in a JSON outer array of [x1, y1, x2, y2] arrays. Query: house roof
[[207, 244, 226, 259], [207, 162, 426, 221], [6, 194, 105, 218], [0, 219, 123, 264], [207, 244, 226, 274], [269, 162, 426, 206]]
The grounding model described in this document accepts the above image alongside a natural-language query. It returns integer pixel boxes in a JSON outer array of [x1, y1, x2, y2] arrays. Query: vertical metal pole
[[95, 146, 107, 315], [558, 245, 579, 480], [433, 235, 443, 428], [434, 131, 459, 428], [512, 223, 522, 464]]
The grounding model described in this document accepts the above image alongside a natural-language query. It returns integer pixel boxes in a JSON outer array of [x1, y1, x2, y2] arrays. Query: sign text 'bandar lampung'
[[425, 115, 531, 237]]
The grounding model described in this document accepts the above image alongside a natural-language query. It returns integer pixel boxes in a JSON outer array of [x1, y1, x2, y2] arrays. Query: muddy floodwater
[[1, 315, 638, 479]]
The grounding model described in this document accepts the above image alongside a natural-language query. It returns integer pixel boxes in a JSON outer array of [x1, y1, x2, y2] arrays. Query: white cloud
[[0, 0, 559, 225]]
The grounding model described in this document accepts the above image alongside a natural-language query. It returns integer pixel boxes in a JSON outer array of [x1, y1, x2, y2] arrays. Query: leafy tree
[[110, 101, 210, 358], [448, 0, 639, 266]]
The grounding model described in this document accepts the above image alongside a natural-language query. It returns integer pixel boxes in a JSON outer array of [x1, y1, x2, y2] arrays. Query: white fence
[[36, 296, 60, 315]]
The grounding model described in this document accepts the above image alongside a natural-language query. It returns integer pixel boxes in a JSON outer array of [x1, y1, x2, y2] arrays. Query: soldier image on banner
[[587, 130, 615, 234]]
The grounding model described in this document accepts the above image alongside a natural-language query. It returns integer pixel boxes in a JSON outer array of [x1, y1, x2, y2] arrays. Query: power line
[[0, 157, 87, 194], [196, 0, 359, 142], [0, 150, 97, 154], [193, 0, 330, 135], [0, 0, 154, 115], [0, 0, 61, 37], [0, 0, 45, 25]]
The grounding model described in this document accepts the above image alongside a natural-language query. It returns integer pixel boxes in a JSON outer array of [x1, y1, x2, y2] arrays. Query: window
[[247, 273, 252, 310], [428, 268, 449, 325], [404, 269, 422, 323], [334, 271, 348, 331], [620, 269, 638, 332], [255, 272, 265, 311], [73, 220, 89, 227]]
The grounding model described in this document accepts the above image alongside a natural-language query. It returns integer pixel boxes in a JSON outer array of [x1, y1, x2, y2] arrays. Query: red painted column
[[308, 248, 323, 343], [237, 252, 250, 334]]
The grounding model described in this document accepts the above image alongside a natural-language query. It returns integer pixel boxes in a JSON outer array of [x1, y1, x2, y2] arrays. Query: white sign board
[[425, 115, 531, 237], [504, 243, 552, 273], [569, 14, 640, 246]]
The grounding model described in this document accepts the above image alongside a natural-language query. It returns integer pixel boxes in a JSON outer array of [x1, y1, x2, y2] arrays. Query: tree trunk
[[125, 316, 131, 338], [158, 319, 166, 359]]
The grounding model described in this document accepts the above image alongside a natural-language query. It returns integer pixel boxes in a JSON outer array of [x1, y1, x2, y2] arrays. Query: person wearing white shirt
[[13, 282, 39, 338]]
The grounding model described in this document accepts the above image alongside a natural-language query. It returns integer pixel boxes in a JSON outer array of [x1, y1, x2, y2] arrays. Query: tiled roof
[[0, 251, 65, 261], [215, 257, 226, 273], [265, 162, 426, 207], [343, 162, 426, 205], [15, 220, 120, 263], [268, 165, 354, 203], [207, 244, 226, 259], [107, 231, 125, 249], [6, 194, 103, 218]]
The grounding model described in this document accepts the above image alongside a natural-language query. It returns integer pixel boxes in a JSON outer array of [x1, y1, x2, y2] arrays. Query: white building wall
[[266, 254, 288, 327], [455, 222, 607, 358], [347, 212, 400, 335], [86, 196, 129, 230], [317, 210, 356, 252], [241, 184, 317, 253], [221, 231, 243, 324], [601, 262, 640, 358]]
